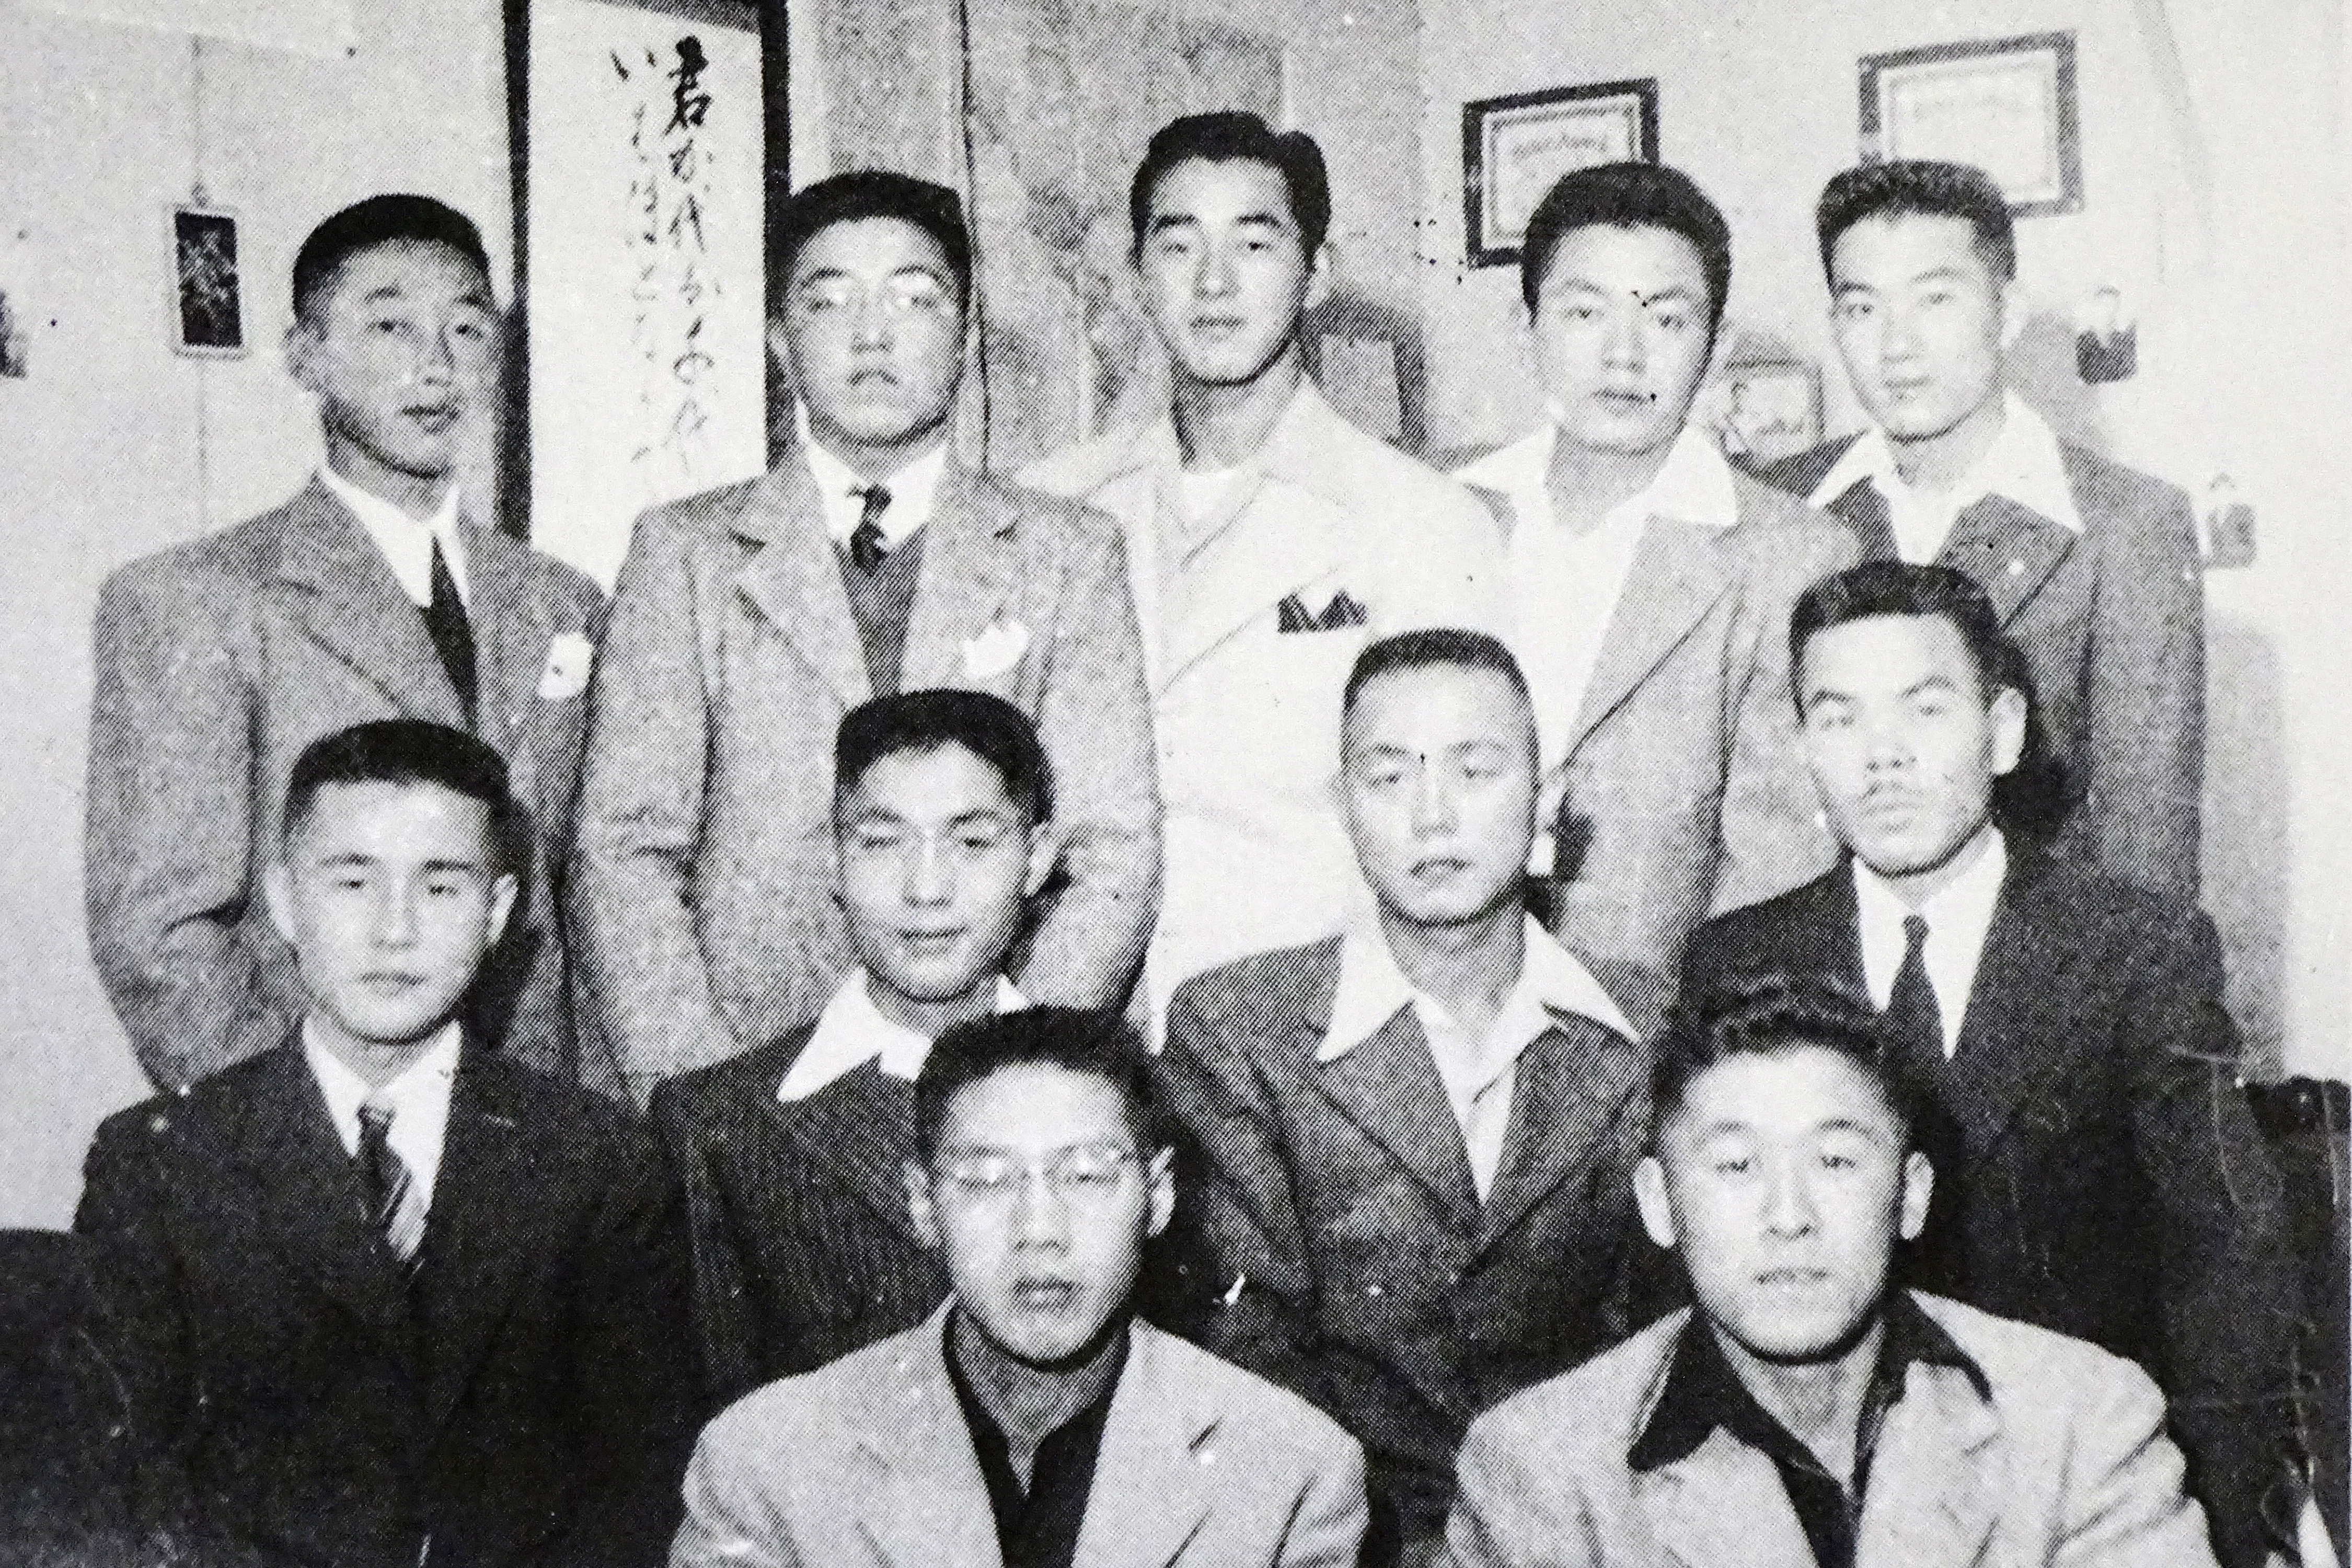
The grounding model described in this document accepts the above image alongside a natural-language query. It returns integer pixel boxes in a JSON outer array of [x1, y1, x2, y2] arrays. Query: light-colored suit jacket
[[573, 453, 1159, 1086], [1024, 380, 1504, 1004], [85, 480, 607, 1091], [1445, 1294, 2220, 1568], [1455, 430, 1851, 1011], [670, 1309, 1369, 1568]]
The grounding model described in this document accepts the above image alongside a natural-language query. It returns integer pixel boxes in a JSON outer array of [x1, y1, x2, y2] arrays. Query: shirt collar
[[1454, 422, 1739, 536], [301, 1018, 464, 1150], [1128, 375, 1354, 497], [317, 465, 468, 597], [1810, 391, 2081, 534], [1318, 910, 1633, 1065], [1851, 829, 2009, 958], [797, 405, 951, 550], [778, 968, 1025, 1103], [1629, 1293, 1990, 1475]]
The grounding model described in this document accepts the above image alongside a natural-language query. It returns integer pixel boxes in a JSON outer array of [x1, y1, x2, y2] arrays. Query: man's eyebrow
[[418, 857, 490, 874], [1146, 212, 1202, 236]]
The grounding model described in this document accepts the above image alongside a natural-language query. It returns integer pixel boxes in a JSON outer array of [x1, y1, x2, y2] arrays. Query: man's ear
[[1987, 684, 2028, 778], [1144, 1146, 1175, 1239], [284, 317, 323, 396], [1899, 1148, 1934, 1242], [1022, 819, 1064, 900], [1998, 278, 2028, 351], [486, 872, 519, 949], [904, 1160, 943, 1249], [1303, 241, 1335, 316], [1633, 1156, 1679, 1250], [765, 318, 797, 383], [262, 861, 299, 947]]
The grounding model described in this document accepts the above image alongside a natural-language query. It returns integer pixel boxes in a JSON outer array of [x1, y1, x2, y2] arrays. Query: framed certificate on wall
[[1462, 79, 1659, 268], [1860, 32, 2081, 215]]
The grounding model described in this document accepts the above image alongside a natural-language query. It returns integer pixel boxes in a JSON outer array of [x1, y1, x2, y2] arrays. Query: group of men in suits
[[69, 94, 2292, 1568]]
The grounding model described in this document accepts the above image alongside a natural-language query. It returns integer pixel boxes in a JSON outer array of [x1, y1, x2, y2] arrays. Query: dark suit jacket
[[648, 1023, 948, 1409], [85, 480, 612, 1092], [75, 1038, 697, 1568], [1763, 437, 2204, 896], [1680, 851, 2296, 1568], [1155, 939, 1655, 1559]]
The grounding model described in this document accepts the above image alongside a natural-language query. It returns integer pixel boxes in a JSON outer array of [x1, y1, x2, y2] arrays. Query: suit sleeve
[[2126, 912, 2297, 1568], [561, 1122, 702, 1568], [571, 510, 739, 1092], [1712, 522, 1851, 921], [1444, 1411, 1598, 1568], [1154, 983, 1327, 1408], [1277, 1432, 1370, 1568], [1017, 522, 1161, 1010], [668, 1416, 806, 1568], [2052, 1354, 2224, 1568], [85, 565, 295, 1088], [648, 1083, 761, 1411], [2083, 490, 2204, 895]]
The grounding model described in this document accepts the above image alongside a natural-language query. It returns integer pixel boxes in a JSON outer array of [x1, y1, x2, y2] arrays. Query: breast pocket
[[1231, 623, 1364, 787]]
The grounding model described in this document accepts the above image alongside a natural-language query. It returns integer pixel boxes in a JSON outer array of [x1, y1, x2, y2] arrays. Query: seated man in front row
[[653, 688, 1058, 1406], [77, 720, 695, 1568], [1158, 629, 1653, 1566], [1447, 979, 2222, 1568], [671, 1008, 1367, 1568]]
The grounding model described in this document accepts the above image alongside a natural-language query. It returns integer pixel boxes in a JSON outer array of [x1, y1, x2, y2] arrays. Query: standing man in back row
[[1763, 160, 2204, 895], [576, 171, 1159, 1096], [1025, 112, 1502, 1010]]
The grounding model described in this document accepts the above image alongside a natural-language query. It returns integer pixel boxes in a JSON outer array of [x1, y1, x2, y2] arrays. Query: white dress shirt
[[317, 465, 469, 609], [1318, 913, 1633, 1199], [1852, 831, 2010, 1058], [797, 407, 949, 554], [1808, 391, 2083, 562], [303, 1019, 463, 1219], [1456, 423, 1739, 775], [777, 967, 1026, 1103]]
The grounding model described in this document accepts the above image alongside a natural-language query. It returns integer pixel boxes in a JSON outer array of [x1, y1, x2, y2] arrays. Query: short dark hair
[[1519, 162, 1733, 337], [1651, 975, 1925, 1152], [1342, 628, 1531, 723], [774, 170, 973, 311], [1815, 159, 2016, 284], [1128, 112, 1332, 257], [913, 1008, 1161, 1163], [293, 195, 491, 326], [282, 719, 524, 877], [834, 688, 1053, 825]]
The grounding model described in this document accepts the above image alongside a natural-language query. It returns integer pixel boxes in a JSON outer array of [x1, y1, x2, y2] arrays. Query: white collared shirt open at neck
[[777, 967, 1027, 1103], [1809, 391, 2082, 562]]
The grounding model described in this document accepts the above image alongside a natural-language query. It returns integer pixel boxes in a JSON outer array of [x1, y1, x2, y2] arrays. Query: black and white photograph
[[0, 0, 2343, 1565]]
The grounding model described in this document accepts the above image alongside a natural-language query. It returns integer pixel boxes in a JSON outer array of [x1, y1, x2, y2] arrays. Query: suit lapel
[[1310, 1009, 1481, 1233], [227, 1042, 416, 1339], [1566, 518, 1734, 758], [1638, 1428, 1821, 1568], [1474, 1017, 1641, 1255], [272, 481, 466, 725], [1823, 478, 1901, 563], [758, 1062, 929, 1249], [463, 521, 551, 747], [1156, 467, 1346, 687], [859, 1315, 1004, 1568], [730, 462, 872, 706], [1936, 493, 2073, 628], [420, 1052, 566, 1424], [1074, 1327, 1213, 1568], [901, 467, 1022, 690], [1942, 854, 2093, 1161], [1852, 1362, 2001, 1568]]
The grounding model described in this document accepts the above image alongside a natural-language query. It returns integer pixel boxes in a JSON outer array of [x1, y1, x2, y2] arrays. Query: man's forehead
[[294, 779, 493, 845], [1831, 212, 1993, 279], [1670, 1048, 1901, 1132], [1149, 157, 1296, 224], [790, 216, 952, 281], [328, 240, 493, 304]]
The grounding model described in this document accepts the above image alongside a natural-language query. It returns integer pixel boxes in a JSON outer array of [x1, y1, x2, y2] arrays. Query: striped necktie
[[356, 1100, 426, 1268]]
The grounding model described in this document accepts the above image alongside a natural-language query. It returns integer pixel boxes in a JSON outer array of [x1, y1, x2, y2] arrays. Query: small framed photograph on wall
[[1463, 79, 1659, 268], [1710, 358, 1823, 471], [1859, 32, 2081, 215], [170, 204, 247, 357]]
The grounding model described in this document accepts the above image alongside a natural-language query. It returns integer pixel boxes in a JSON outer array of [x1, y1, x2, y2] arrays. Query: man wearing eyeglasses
[[670, 1007, 1369, 1568], [575, 171, 1160, 1103]]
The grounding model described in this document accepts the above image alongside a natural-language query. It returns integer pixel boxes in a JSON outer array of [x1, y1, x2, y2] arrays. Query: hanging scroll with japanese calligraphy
[[525, 0, 766, 587]]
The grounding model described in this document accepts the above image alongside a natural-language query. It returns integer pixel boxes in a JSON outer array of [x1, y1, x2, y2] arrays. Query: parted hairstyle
[[1128, 111, 1333, 257], [834, 688, 1054, 827], [281, 719, 525, 877], [1519, 162, 1733, 337], [1342, 628, 1531, 721], [293, 194, 492, 326], [1815, 159, 2017, 283], [1651, 975, 1927, 1153], [774, 169, 974, 310], [912, 1007, 1163, 1163]]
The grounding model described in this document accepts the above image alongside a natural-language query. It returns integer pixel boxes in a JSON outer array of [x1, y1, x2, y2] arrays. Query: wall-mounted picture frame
[[1463, 79, 1659, 268], [1859, 31, 2081, 216], [1711, 358, 1823, 471], [170, 204, 246, 357]]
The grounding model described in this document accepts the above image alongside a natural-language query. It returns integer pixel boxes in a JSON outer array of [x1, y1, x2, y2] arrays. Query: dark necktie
[[1885, 914, 1969, 1292], [424, 538, 477, 725], [1886, 914, 1945, 1075], [848, 483, 893, 573], [356, 1101, 424, 1268]]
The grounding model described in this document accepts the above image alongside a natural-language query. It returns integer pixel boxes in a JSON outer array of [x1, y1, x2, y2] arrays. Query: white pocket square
[[960, 619, 1030, 679], [537, 632, 594, 701]]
